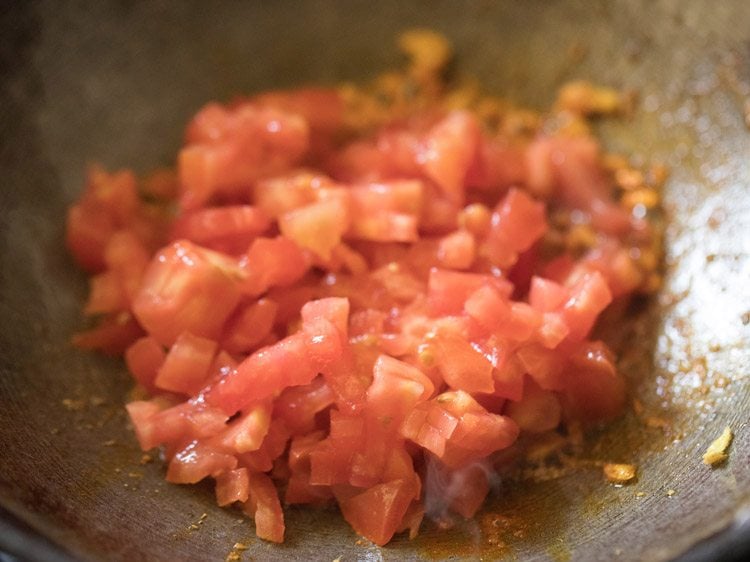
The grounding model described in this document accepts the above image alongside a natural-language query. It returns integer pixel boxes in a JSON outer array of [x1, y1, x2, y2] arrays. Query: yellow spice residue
[[702, 426, 733, 466], [603, 463, 638, 484]]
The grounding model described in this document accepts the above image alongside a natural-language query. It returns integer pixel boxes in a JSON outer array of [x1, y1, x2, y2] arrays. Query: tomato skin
[[132, 240, 243, 346]]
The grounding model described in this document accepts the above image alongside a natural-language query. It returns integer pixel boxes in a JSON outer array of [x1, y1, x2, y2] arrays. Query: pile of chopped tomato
[[66, 32, 661, 546]]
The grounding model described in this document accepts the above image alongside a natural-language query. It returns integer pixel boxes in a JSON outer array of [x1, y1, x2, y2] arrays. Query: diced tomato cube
[[71, 313, 144, 355], [336, 478, 418, 546], [484, 188, 547, 269], [504, 377, 562, 433], [240, 236, 310, 296], [215, 467, 250, 506], [419, 111, 480, 203], [529, 276, 568, 312], [432, 332, 495, 394], [244, 472, 285, 543], [561, 270, 612, 342], [124, 336, 166, 393], [428, 268, 512, 316], [216, 400, 272, 454], [560, 340, 626, 423], [167, 440, 238, 484], [279, 198, 350, 261], [366, 355, 435, 429], [222, 298, 278, 354], [437, 230, 476, 270], [169, 205, 271, 254], [275, 376, 335, 435], [155, 331, 218, 395], [132, 240, 243, 346]]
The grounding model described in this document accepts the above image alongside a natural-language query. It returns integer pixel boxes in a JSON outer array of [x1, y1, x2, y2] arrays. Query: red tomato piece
[[216, 400, 272, 454], [402, 390, 519, 469], [132, 240, 243, 346], [84, 271, 128, 315], [180, 104, 310, 210], [124, 336, 166, 393], [240, 236, 310, 297], [66, 203, 117, 273], [243, 471, 285, 543], [484, 188, 547, 269], [104, 229, 151, 303], [215, 467, 250, 506], [274, 376, 335, 435], [516, 343, 566, 391], [560, 340, 626, 423], [206, 301, 344, 415], [366, 354, 435, 428], [560, 270, 612, 342], [279, 198, 350, 261], [504, 377, 562, 433], [71, 313, 144, 355], [169, 205, 271, 254], [419, 111, 480, 203], [437, 230, 476, 270], [336, 478, 419, 546], [424, 459, 490, 519], [155, 331, 218, 395], [167, 440, 238, 485], [286, 431, 333, 505], [529, 276, 568, 312], [466, 138, 527, 191], [222, 298, 279, 355], [432, 332, 495, 394], [428, 268, 512, 316]]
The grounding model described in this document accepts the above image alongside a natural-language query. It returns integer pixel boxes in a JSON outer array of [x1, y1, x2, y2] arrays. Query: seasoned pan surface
[[1, 1, 749, 560]]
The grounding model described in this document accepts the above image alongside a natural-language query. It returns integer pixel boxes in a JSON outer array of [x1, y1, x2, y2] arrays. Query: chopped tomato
[[336, 478, 419, 546], [132, 240, 244, 346], [68, 44, 660, 546], [419, 111, 480, 203], [215, 467, 250, 506]]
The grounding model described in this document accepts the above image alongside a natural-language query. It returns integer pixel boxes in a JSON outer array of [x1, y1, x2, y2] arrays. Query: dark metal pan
[[1, 1, 748, 560]]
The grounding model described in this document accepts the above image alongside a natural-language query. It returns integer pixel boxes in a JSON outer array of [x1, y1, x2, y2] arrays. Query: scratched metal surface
[[1, 1, 748, 561]]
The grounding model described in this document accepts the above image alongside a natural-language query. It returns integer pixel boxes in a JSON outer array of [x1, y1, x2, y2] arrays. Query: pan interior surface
[[1, 1, 748, 560]]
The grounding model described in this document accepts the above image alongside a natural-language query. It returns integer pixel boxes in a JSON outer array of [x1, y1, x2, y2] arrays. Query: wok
[[1, 1, 749, 560]]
